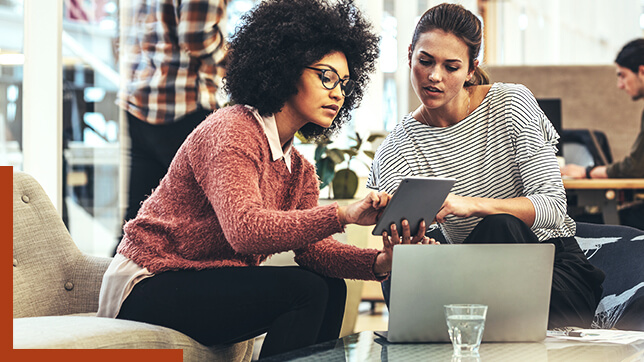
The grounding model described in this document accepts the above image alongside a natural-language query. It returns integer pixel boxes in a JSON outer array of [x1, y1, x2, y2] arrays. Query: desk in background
[[563, 179, 644, 225]]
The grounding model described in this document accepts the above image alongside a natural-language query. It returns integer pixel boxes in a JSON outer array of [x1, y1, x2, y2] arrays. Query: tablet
[[372, 176, 456, 236]]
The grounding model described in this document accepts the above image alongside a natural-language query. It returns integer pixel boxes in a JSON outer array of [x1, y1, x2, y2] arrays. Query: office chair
[[561, 129, 613, 167]]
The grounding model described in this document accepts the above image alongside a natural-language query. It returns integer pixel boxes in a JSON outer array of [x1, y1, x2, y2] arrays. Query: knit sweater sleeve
[[292, 170, 382, 281], [187, 108, 345, 255], [294, 238, 381, 281]]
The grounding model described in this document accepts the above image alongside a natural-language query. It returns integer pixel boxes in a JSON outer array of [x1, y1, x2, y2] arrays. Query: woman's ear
[[466, 59, 480, 82], [408, 44, 413, 68]]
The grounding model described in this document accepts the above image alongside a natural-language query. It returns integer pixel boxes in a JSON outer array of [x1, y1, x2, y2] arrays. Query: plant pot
[[332, 168, 359, 199]]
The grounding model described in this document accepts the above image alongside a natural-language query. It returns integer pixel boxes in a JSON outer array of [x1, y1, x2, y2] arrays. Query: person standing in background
[[115, 0, 229, 253]]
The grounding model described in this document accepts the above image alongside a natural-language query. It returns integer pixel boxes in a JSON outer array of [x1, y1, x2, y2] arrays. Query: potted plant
[[312, 133, 384, 199]]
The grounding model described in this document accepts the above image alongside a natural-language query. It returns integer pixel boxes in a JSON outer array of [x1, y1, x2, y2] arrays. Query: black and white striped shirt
[[367, 83, 575, 243]]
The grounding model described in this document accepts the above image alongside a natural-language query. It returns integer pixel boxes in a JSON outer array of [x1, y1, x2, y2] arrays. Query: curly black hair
[[224, 0, 380, 141]]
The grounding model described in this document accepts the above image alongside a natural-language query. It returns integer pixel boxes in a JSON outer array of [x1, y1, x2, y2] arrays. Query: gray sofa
[[13, 170, 254, 361]]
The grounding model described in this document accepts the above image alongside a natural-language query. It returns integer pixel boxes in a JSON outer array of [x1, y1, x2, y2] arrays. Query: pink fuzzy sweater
[[118, 105, 381, 280]]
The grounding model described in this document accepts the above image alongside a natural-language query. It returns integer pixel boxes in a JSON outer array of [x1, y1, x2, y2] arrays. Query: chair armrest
[[67, 254, 113, 315]]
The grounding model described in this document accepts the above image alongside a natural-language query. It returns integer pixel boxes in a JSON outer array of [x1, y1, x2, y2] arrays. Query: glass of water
[[444, 304, 488, 357]]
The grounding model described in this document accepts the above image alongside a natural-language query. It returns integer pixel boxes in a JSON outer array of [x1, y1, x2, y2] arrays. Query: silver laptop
[[381, 243, 554, 343]]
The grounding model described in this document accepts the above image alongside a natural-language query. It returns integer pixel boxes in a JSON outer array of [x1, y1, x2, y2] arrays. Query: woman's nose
[[330, 84, 343, 100], [428, 69, 441, 82]]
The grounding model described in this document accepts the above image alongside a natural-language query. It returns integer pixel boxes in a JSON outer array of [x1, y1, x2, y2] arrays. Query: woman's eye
[[447, 66, 459, 72], [419, 59, 432, 65]]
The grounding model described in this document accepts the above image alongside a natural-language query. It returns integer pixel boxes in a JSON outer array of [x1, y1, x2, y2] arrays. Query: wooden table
[[563, 179, 644, 225]]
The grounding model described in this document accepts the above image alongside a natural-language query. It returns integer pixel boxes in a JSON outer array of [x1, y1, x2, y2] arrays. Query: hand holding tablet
[[372, 177, 457, 236]]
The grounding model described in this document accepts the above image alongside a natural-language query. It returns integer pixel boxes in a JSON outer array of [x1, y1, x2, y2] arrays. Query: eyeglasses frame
[[305, 66, 355, 97]]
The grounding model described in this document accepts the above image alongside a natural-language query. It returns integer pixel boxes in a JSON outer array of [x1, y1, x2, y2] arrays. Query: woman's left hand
[[435, 193, 536, 227], [435, 193, 479, 223], [373, 219, 439, 276]]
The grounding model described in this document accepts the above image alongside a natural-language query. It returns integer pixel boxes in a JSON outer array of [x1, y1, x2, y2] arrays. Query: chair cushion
[[13, 316, 253, 361]]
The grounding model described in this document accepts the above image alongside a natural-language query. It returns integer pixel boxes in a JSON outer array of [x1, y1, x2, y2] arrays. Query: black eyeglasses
[[305, 67, 356, 96]]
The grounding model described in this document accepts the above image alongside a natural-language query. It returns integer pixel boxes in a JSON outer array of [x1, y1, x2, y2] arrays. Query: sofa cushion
[[14, 316, 253, 361], [575, 222, 644, 330]]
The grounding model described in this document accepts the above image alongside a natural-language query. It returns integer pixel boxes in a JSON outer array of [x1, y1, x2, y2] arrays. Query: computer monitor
[[536, 98, 562, 156]]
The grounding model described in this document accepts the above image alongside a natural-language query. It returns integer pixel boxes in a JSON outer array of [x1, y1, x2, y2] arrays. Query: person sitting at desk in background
[[115, 0, 229, 255], [561, 38, 644, 230], [367, 3, 605, 330], [97, 0, 432, 359]]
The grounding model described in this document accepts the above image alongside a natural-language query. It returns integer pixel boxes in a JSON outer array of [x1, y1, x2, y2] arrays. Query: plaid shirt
[[118, 0, 228, 124]]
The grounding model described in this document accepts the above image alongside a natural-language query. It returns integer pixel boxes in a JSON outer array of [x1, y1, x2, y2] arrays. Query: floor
[[354, 301, 389, 333]]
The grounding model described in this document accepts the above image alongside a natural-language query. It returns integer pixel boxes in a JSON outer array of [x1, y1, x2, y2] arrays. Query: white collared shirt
[[246, 105, 294, 173]]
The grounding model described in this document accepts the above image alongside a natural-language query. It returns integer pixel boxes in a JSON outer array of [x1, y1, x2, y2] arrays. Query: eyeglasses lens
[[312, 67, 354, 96], [321, 70, 338, 89], [342, 79, 355, 96]]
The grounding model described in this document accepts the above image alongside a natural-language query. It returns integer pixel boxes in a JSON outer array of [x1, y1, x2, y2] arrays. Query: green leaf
[[363, 150, 375, 159], [327, 149, 346, 164], [314, 143, 327, 162], [295, 132, 310, 143], [367, 134, 385, 142], [316, 157, 336, 189], [354, 134, 363, 150], [344, 149, 358, 158]]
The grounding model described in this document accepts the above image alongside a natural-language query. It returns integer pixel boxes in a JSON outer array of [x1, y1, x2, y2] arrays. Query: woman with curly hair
[[98, 0, 427, 358]]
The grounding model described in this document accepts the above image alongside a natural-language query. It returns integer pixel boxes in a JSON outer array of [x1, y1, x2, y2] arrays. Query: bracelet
[[585, 166, 594, 179]]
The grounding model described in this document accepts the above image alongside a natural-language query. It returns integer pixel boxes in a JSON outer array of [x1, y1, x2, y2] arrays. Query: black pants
[[114, 109, 212, 254], [117, 266, 346, 359], [382, 214, 605, 329]]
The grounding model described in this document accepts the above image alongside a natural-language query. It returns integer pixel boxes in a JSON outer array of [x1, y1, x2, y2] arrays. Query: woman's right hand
[[338, 191, 390, 226], [387, 219, 431, 246], [373, 220, 438, 275]]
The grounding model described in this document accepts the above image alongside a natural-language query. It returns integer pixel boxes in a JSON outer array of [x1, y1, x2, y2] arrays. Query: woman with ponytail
[[368, 3, 605, 329]]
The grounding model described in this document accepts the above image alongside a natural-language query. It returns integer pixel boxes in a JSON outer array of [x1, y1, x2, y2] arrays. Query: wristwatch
[[585, 166, 594, 179]]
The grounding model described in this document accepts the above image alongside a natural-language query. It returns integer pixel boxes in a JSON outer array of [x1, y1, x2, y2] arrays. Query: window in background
[[484, 0, 642, 65], [382, 0, 398, 132], [61, 0, 120, 256], [0, 0, 24, 170], [227, 0, 257, 37], [641, 0, 644, 35]]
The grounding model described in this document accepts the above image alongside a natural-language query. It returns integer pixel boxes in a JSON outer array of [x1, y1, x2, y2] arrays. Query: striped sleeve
[[506, 85, 572, 232]]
